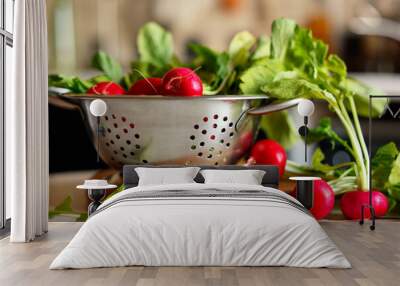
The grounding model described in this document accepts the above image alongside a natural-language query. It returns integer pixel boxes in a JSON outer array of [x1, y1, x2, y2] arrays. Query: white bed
[[50, 182, 350, 269]]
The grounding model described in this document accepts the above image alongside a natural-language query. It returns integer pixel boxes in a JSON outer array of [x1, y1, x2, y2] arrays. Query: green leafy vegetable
[[239, 60, 283, 94], [270, 18, 296, 60], [92, 51, 123, 83], [285, 26, 329, 80], [344, 78, 386, 118], [262, 78, 326, 100], [48, 52, 123, 93], [252, 36, 270, 60], [326, 54, 346, 80], [228, 31, 256, 66], [200, 30, 258, 95], [48, 196, 88, 221], [189, 43, 230, 93], [120, 22, 180, 89], [306, 117, 352, 153], [371, 142, 400, 213], [259, 111, 298, 148], [137, 22, 174, 70], [371, 142, 399, 189], [387, 154, 400, 212], [48, 74, 92, 93], [388, 155, 400, 187], [48, 196, 73, 218], [312, 148, 334, 173], [190, 43, 221, 73], [89, 74, 112, 84], [253, 18, 379, 190], [105, 184, 125, 201]]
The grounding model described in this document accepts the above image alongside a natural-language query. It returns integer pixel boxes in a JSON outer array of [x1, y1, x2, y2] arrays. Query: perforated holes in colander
[[103, 114, 145, 164], [191, 114, 234, 160]]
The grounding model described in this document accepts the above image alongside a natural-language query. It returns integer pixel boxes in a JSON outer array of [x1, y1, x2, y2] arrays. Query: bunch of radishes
[[248, 139, 389, 220], [87, 67, 203, 97]]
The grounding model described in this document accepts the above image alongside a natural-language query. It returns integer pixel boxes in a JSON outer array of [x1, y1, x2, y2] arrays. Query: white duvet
[[50, 183, 350, 269]]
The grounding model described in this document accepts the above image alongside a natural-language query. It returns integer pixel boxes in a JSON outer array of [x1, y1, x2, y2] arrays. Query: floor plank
[[0, 221, 399, 286]]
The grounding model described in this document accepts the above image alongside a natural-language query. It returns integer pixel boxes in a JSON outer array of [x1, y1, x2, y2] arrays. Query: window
[[0, 0, 14, 230]]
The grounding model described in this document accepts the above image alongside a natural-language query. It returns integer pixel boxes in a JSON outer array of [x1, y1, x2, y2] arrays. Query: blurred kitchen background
[[47, 0, 400, 215]]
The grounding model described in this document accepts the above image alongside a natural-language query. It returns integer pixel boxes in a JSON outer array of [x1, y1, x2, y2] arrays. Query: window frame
[[0, 0, 14, 231]]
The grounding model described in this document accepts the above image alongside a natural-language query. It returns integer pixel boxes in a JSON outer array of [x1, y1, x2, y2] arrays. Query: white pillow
[[200, 169, 266, 185], [135, 167, 200, 186]]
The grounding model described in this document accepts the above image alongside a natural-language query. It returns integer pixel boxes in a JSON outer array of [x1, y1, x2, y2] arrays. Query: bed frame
[[123, 165, 280, 189]]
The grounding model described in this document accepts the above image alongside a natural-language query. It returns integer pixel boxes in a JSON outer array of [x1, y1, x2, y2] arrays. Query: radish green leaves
[[137, 22, 174, 70], [92, 51, 123, 83]]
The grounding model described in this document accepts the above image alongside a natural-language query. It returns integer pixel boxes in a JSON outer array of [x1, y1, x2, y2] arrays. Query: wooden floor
[[0, 221, 399, 286]]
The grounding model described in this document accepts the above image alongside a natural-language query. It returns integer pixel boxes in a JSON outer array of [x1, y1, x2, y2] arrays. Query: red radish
[[250, 139, 287, 177], [340, 189, 389, 220], [293, 179, 335, 220], [162, 67, 203, 96], [128, 78, 163, 95], [239, 131, 254, 152], [87, 82, 125, 95], [234, 131, 254, 158]]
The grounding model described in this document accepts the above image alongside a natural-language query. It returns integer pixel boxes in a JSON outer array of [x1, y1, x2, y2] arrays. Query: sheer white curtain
[[7, 0, 49, 242]]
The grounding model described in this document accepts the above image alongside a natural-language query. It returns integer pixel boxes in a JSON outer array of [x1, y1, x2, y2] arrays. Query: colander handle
[[235, 98, 304, 132], [48, 87, 81, 110], [246, 98, 303, 115]]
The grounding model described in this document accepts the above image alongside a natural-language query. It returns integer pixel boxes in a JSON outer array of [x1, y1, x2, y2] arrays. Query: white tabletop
[[289, 176, 321, 181]]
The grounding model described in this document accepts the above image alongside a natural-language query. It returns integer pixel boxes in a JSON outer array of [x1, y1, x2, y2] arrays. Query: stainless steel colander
[[49, 89, 301, 169]]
